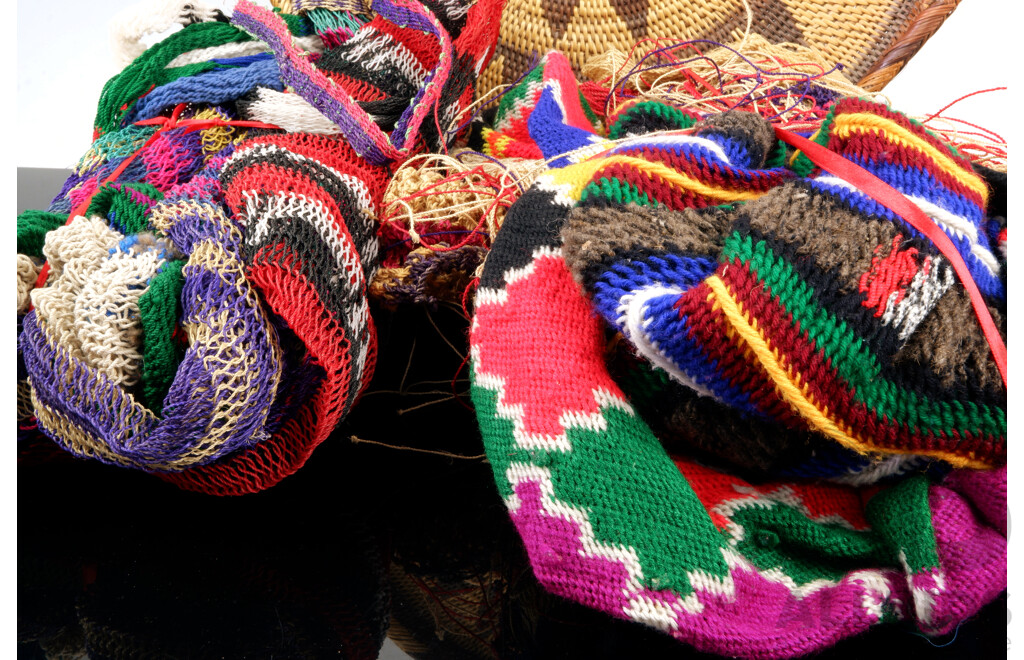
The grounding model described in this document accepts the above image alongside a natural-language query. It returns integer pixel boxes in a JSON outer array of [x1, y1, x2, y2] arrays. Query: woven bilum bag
[[18, 0, 503, 495], [479, 0, 960, 97], [468, 45, 1006, 656]]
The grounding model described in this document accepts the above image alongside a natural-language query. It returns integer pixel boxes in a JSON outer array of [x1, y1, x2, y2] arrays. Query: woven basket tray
[[478, 0, 960, 95]]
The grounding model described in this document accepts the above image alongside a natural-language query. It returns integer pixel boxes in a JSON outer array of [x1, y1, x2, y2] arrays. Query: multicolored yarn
[[482, 51, 604, 161], [231, 0, 504, 165], [558, 101, 1005, 471], [797, 99, 1004, 301], [179, 132, 387, 493], [468, 124, 1007, 653], [22, 145, 287, 473]]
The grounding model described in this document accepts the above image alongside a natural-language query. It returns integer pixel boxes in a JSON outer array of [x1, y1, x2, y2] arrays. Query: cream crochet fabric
[[31, 217, 171, 387]]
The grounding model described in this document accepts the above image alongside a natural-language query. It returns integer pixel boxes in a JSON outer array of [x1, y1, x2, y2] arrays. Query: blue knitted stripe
[[639, 292, 765, 416], [126, 58, 284, 124]]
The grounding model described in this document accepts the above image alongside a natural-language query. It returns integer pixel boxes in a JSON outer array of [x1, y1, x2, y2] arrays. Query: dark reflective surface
[[19, 305, 1007, 659]]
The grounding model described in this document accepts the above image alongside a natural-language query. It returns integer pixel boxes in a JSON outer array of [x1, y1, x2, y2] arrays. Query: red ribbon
[[774, 126, 1007, 387], [32, 105, 282, 292]]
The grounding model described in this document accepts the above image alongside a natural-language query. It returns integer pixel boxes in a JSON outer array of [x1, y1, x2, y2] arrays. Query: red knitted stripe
[[590, 162, 711, 210], [674, 281, 809, 427], [368, 16, 441, 70], [452, 0, 504, 61], [160, 243, 363, 495], [719, 261, 1001, 463], [834, 98, 982, 172], [319, 70, 388, 102], [239, 134, 391, 198], [612, 144, 790, 193]]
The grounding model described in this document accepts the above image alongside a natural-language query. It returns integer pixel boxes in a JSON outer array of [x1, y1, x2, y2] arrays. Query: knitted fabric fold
[[231, 0, 503, 164], [556, 101, 1005, 472], [22, 143, 286, 473]]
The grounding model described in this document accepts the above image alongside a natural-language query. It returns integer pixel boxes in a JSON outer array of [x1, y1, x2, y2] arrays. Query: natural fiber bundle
[[468, 91, 1007, 657], [371, 150, 542, 307], [586, 33, 872, 131], [478, 0, 956, 98]]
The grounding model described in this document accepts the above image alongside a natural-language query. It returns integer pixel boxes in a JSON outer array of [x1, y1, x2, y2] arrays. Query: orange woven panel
[[479, 0, 926, 95]]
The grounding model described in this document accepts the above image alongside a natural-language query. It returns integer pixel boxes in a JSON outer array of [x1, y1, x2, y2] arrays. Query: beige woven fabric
[[74, 237, 168, 388], [479, 0, 921, 95]]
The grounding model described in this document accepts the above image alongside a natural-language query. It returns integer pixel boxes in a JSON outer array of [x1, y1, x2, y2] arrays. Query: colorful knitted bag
[[565, 99, 1005, 471], [20, 131, 290, 474], [469, 81, 1006, 654]]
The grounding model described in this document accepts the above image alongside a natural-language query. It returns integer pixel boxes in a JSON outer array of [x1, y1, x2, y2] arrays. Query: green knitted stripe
[[608, 101, 696, 140], [790, 104, 836, 177], [275, 7, 316, 36], [87, 182, 164, 235], [137, 259, 187, 416], [494, 62, 545, 128], [305, 7, 365, 33], [865, 476, 940, 573], [578, 89, 602, 132], [471, 382, 730, 595], [17, 210, 68, 258], [580, 178, 657, 207], [722, 232, 1004, 438], [765, 139, 788, 169], [95, 22, 255, 133]]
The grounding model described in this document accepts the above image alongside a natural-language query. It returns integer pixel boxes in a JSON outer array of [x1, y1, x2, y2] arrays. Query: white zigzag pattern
[[243, 190, 366, 289], [472, 247, 634, 451], [471, 344, 631, 452], [498, 462, 895, 630]]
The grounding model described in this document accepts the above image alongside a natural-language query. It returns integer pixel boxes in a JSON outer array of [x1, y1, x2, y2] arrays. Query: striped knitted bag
[[481, 50, 604, 160], [567, 100, 1005, 471], [468, 108, 1007, 655]]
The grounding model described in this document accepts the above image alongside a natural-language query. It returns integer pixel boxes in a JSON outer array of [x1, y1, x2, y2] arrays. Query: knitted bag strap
[[231, 0, 454, 165], [95, 21, 256, 135]]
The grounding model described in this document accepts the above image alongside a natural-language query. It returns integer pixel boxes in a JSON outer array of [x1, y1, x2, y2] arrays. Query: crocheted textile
[[231, 0, 504, 165], [468, 117, 1007, 653], [552, 104, 1006, 474], [22, 144, 288, 473], [482, 51, 604, 161]]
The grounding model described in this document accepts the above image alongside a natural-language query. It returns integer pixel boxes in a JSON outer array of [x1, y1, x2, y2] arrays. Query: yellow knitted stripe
[[705, 275, 988, 469], [543, 155, 767, 203], [833, 113, 988, 201]]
